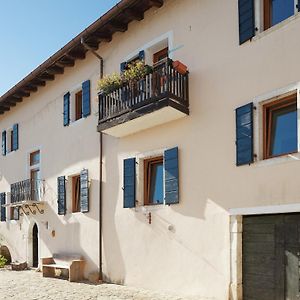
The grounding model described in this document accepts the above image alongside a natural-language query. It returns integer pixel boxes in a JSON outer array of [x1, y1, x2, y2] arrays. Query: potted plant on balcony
[[123, 60, 153, 98], [97, 72, 123, 95]]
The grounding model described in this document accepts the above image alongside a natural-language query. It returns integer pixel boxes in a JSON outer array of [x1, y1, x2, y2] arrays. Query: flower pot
[[172, 60, 188, 75]]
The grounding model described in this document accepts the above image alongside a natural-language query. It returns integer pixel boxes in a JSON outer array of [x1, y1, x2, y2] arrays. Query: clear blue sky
[[0, 0, 119, 96]]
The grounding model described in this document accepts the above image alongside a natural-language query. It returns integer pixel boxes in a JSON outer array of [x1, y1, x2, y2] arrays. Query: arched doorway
[[0, 246, 11, 264], [32, 224, 38, 268]]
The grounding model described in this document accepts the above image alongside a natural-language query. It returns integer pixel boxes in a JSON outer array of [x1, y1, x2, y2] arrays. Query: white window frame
[[123, 31, 174, 67], [134, 148, 166, 208]]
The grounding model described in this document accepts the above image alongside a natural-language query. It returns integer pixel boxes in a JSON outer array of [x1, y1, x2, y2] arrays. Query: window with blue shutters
[[240, 0, 300, 43], [123, 147, 180, 208], [64, 79, 91, 125], [1, 124, 19, 155], [235, 102, 254, 166]]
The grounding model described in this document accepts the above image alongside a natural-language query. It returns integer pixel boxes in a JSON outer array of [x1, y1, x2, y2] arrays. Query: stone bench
[[41, 254, 85, 282]]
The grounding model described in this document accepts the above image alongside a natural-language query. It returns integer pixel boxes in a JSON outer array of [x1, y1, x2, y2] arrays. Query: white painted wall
[[2, 0, 300, 298]]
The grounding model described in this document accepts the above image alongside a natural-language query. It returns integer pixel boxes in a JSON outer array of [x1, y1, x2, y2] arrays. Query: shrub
[[123, 60, 152, 84], [97, 60, 153, 95], [97, 72, 123, 95], [0, 255, 7, 268]]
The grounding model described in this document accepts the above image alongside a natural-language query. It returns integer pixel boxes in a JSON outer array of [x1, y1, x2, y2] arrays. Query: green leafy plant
[[123, 60, 152, 84], [97, 72, 123, 95], [0, 255, 7, 268], [97, 60, 153, 95]]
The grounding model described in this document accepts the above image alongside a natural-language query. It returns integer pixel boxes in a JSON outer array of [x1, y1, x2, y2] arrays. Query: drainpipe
[[81, 38, 104, 281]]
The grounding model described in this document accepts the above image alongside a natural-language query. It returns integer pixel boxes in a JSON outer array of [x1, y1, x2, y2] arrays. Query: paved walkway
[[0, 269, 199, 300]]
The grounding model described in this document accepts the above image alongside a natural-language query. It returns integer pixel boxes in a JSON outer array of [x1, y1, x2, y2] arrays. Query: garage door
[[243, 214, 300, 300]]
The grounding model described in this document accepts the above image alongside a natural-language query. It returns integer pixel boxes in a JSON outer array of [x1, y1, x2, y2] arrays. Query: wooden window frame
[[153, 47, 169, 64], [263, 94, 297, 159], [75, 90, 83, 121], [263, 0, 271, 30], [72, 175, 81, 213], [144, 156, 164, 206]]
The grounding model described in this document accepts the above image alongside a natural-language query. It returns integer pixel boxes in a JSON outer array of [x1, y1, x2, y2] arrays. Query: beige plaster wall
[[1, 0, 300, 298], [0, 52, 101, 277], [97, 0, 300, 299]]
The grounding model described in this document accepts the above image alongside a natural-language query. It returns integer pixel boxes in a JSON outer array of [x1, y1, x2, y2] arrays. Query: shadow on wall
[[102, 135, 125, 284]]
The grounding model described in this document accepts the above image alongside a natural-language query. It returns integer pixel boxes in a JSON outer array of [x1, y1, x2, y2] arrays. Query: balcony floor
[[98, 98, 189, 137]]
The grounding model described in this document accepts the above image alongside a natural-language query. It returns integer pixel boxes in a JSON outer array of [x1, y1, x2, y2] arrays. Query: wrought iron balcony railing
[[98, 58, 189, 125], [11, 179, 45, 204]]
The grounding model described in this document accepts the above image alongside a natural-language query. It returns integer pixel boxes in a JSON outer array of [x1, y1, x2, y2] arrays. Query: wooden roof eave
[[0, 0, 164, 114]]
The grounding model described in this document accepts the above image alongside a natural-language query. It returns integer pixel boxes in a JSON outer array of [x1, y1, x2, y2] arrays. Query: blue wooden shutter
[[82, 80, 91, 117], [238, 0, 255, 44], [298, 0, 300, 12], [120, 62, 127, 72], [236, 102, 254, 166], [139, 50, 145, 61], [12, 124, 19, 151], [164, 147, 179, 205], [2, 131, 6, 156], [123, 158, 136, 208], [0, 193, 6, 222], [57, 176, 66, 215], [63, 92, 70, 126], [80, 169, 89, 213]]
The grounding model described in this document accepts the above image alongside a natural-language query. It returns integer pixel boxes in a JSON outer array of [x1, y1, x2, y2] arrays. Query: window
[[264, 0, 295, 30], [29, 150, 41, 201], [123, 147, 179, 208], [30, 151, 40, 166], [72, 175, 81, 213], [144, 156, 164, 205], [263, 94, 297, 159], [63, 80, 91, 126], [75, 90, 83, 121], [153, 47, 168, 64], [238, 0, 299, 45], [7, 128, 13, 153]]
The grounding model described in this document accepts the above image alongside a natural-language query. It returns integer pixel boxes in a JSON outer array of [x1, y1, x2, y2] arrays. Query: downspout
[[81, 38, 104, 281]]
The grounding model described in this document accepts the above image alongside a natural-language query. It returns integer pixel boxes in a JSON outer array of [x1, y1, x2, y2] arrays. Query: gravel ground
[[0, 268, 200, 300]]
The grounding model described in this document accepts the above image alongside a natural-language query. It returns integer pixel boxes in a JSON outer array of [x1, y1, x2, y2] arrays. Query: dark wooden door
[[243, 214, 300, 300], [32, 224, 38, 268]]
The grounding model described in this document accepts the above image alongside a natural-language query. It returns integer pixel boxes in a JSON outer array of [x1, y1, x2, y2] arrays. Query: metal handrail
[[99, 58, 189, 122], [10, 179, 45, 203]]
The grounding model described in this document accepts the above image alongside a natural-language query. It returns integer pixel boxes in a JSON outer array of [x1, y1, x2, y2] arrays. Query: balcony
[[98, 59, 189, 137], [11, 179, 45, 204]]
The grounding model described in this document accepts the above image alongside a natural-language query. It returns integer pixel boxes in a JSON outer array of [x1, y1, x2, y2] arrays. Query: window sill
[[251, 13, 300, 43], [68, 117, 86, 127], [5, 150, 17, 157], [254, 152, 300, 168], [134, 204, 165, 212]]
